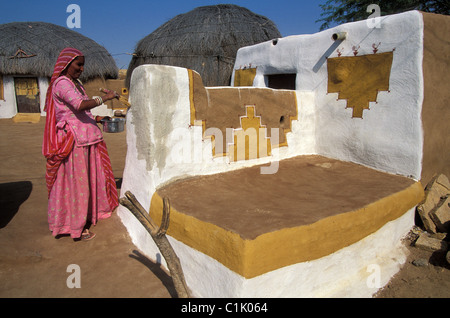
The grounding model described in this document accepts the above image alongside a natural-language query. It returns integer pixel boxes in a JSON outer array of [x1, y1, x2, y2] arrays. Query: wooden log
[[119, 191, 190, 298]]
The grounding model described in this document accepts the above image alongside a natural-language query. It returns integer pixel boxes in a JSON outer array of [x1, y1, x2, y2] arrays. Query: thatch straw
[[0, 22, 118, 81], [126, 4, 281, 87]]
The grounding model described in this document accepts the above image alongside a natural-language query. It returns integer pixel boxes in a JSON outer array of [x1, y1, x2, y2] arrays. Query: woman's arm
[[78, 90, 118, 111], [54, 78, 119, 112]]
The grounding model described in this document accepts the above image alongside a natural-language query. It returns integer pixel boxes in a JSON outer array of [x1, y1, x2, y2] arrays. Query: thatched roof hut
[[0, 22, 118, 82], [126, 4, 281, 87]]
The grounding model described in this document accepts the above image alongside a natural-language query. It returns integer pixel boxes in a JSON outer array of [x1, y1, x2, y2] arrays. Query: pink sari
[[43, 48, 118, 238]]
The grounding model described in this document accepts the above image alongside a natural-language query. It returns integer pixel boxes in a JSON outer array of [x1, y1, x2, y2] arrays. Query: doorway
[[14, 77, 40, 113]]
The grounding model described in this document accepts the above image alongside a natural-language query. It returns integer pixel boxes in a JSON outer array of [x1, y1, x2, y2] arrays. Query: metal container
[[100, 117, 125, 133]]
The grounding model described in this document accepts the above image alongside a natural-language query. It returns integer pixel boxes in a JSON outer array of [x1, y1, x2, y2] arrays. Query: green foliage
[[317, 0, 450, 30]]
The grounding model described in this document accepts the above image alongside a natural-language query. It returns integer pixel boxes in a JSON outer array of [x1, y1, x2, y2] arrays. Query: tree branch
[[119, 191, 190, 298]]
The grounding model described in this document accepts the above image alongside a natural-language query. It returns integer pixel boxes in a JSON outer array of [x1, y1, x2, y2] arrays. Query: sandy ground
[[0, 118, 175, 298], [0, 118, 449, 298]]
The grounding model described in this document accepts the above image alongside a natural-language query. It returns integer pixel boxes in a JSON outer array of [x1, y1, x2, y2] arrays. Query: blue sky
[[0, 0, 327, 69]]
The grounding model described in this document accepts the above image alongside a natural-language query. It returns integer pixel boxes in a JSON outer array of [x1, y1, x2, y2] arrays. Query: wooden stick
[[119, 191, 190, 298], [156, 197, 170, 237], [99, 88, 131, 107]]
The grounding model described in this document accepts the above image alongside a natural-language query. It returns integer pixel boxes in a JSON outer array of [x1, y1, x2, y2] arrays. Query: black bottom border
[[0, 297, 438, 315]]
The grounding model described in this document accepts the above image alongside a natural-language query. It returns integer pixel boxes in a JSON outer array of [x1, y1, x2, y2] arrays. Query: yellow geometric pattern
[[233, 68, 257, 87], [228, 106, 272, 162], [188, 69, 298, 162], [327, 52, 393, 118]]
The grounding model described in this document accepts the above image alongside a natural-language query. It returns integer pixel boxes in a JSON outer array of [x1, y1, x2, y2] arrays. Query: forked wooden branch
[[119, 191, 190, 298]]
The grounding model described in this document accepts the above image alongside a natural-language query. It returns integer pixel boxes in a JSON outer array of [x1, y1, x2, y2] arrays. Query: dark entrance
[[14, 77, 40, 113], [267, 74, 297, 90]]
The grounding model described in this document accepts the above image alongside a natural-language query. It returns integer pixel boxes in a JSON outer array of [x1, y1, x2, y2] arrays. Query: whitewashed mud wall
[[232, 11, 425, 180], [118, 65, 307, 254], [0, 76, 49, 118], [0, 76, 17, 118]]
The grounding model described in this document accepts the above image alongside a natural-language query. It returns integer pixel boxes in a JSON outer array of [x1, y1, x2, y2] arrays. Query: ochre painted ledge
[[149, 178, 423, 279]]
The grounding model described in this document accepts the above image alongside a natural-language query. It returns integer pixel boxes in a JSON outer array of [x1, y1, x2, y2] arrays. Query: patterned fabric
[[48, 142, 114, 238], [43, 48, 82, 193], [53, 76, 104, 146], [43, 47, 118, 238]]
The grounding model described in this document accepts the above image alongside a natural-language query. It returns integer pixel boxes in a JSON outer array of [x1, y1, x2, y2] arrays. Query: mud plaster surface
[[157, 155, 415, 240], [420, 12, 450, 186]]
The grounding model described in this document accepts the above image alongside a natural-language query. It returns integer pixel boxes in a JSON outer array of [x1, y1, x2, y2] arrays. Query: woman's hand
[[101, 89, 119, 102], [79, 89, 119, 111]]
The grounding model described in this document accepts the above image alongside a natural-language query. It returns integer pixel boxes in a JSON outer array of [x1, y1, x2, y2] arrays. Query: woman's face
[[65, 56, 85, 80]]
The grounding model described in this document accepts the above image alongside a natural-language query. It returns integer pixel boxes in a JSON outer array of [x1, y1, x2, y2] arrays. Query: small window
[[267, 74, 296, 90]]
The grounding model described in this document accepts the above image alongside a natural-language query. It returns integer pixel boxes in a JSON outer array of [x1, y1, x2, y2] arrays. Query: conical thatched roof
[[0, 22, 118, 81], [126, 4, 281, 87]]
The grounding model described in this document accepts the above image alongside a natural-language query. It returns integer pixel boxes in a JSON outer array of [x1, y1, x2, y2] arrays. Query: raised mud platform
[[149, 155, 424, 297]]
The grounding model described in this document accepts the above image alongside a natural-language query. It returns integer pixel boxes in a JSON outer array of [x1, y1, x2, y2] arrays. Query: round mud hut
[[126, 4, 281, 87], [0, 22, 118, 119]]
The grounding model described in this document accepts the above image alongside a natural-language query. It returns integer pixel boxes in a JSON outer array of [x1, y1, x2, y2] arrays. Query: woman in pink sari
[[43, 47, 119, 241]]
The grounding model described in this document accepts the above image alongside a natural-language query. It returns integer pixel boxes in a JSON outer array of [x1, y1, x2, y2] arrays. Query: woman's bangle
[[93, 96, 103, 106]]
